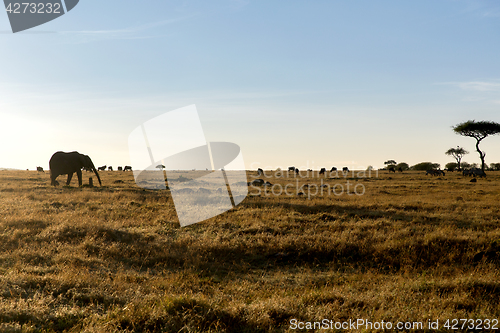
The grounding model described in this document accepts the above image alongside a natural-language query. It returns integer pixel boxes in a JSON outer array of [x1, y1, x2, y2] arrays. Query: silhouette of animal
[[426, 169, 445, 176], [249, 179, 265, 186], [388, 166, 396, 173], [464, 168, 486, 177], [288, 166, 296, 172], [257, 168, 264, 176], [474, 169, 486, 177], [319, 168, 326, 175], [330, 167, 337, 172], [118, 166, 123, 171], [342, 167, 349, 172], [98, 165, 106, 171], [36, 166, 44, 172], [398, 167, 403, 172], [124, 166, 132, 171], [108, 166, 113, 171], [49, 151, 102, 187]]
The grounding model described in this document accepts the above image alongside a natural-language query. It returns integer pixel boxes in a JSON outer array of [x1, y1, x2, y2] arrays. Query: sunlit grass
[[0, 169, 499, 332]]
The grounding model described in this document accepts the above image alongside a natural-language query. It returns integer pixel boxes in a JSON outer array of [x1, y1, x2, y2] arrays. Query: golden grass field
[[0, 169, 499, 332]]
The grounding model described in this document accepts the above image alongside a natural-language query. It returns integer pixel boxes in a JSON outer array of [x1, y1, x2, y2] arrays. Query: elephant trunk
[[92, 167, 102, 186]]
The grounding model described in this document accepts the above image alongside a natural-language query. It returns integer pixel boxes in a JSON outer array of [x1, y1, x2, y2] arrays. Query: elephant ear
[[80, 154, 92, 168]]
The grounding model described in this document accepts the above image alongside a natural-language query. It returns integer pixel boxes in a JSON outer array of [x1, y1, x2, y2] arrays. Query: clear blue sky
[[1, 0, 500, 170]]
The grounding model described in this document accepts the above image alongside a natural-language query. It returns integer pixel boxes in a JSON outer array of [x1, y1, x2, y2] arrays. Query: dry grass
[[0, 169, 499, 332]]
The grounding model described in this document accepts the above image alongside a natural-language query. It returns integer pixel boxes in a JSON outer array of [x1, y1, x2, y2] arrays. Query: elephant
[[49, 151, 102, 187]]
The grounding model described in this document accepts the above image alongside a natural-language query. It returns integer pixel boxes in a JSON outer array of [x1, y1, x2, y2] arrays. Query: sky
[[1, 0, 500, 171]]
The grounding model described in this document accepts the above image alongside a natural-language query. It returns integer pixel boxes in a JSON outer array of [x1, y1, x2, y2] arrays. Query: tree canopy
[[411, 162, 440, 171], [445, 146, 468, 170], [452, 120, 500, 171]]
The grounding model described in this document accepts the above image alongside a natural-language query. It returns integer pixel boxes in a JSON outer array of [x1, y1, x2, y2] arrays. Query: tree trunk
[[476, 139, 486, 172]]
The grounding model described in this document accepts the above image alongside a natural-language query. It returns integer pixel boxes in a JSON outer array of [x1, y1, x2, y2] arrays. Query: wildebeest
[[463, 168, 486, 177], [36, 166, 44, 172], [98, 165, 106, 171], [426, 169, 445, 176], [249, 179, 265, 186], [342, 167, 349, 172], [124, 166, 132, 171], [117, 166, 123, 171], [319, 168, 326, 175], [388, 166, 396, 173], [257, 168, 264, 176], [108, 166, 113, 171], [295, 168, 300, 175], [288, 166, 296, 172], [330, 167, 337, 172]]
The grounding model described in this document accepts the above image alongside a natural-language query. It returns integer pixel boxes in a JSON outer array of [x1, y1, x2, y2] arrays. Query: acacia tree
[[453, 120, 500, 172], [445, 146, 468, 171]]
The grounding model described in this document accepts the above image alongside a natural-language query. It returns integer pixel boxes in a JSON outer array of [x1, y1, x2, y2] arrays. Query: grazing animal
[[98, 165, 106, 171], [36, 166, 44, 172], [108, 166, 113, 171], [319, 168, 326, 175], [466, 168, 486, 178], [342, 167, 349, 172], [49, 151, 102, 187], [295, 168, 300, 175], [249, 179, 265, 186], [257, 168, 264, 176], [330, 167, 337, 172], [117, 166, 123, 171], [388, 166, 396, 173], [462, 169, 485, 177], [426, 169, 445, 176], [124, 165, 132, 171], [288, 166, 296, 172]]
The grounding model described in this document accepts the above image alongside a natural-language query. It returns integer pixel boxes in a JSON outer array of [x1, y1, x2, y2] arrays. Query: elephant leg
[[76, 170, 83, 186], [66, 173, 73, 185]]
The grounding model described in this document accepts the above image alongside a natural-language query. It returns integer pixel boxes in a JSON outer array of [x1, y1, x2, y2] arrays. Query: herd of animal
[[35, 150, 491, 188], [36, 165, 132, 173], [96, 165, 132, 172], [34, 151, 133, 187]]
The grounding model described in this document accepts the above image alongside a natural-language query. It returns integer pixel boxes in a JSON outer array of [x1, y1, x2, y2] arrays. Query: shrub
[[411, 162, 440, 171], [490, 163, 500, 171], [445, 162, 458, 171]]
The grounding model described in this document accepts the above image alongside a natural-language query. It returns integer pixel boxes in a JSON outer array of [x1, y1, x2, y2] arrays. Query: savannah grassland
[[0, 169, 499, 332]]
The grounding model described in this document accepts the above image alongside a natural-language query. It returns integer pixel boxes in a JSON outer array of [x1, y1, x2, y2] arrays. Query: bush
[[396, 162, 409, 171], [490, 163, 500, 171], [411, 162, 440, 171], [445, 162, 458, 171]]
